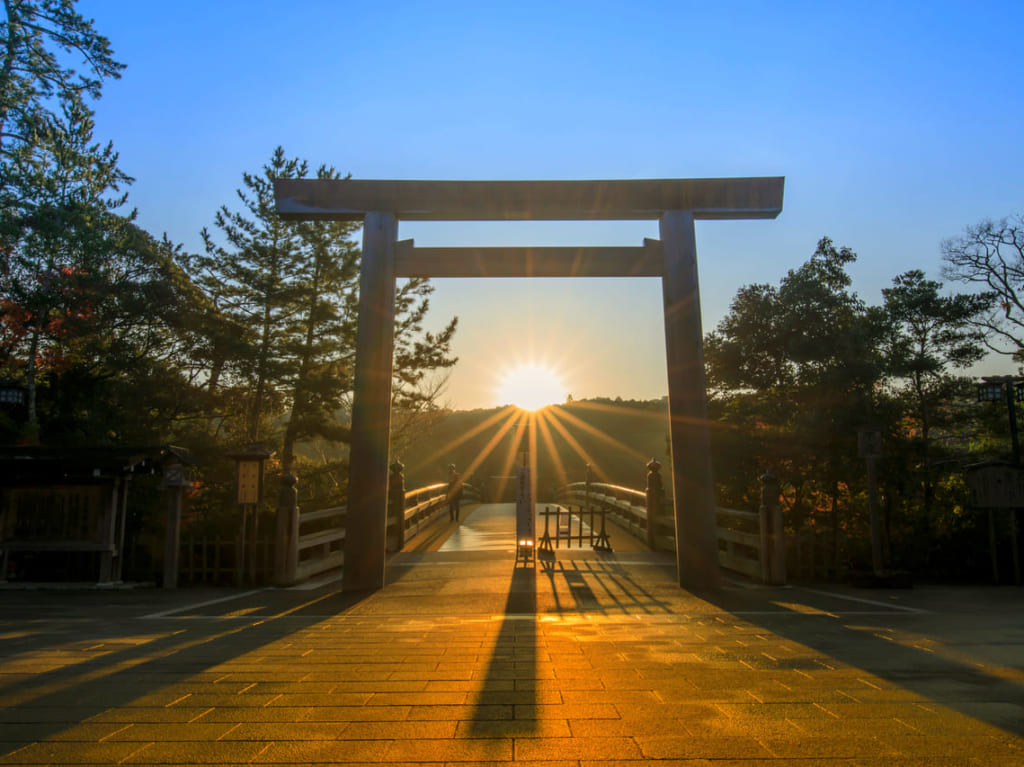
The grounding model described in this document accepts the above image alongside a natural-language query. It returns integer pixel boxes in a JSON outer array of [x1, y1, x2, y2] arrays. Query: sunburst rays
[[405, 397, 694, 498]]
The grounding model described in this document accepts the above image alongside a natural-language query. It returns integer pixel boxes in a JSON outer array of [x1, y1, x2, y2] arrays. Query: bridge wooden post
[[387, 460, 406, 553], [660, 210, 721, 591], [344, 212, 398, 592], [645, 458, 664, 550], [275, 473, 299, 586]]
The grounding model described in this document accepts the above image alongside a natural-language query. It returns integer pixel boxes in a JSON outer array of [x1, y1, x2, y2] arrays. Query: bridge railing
[[275, 472, 478, 586], [556, 482, 653, 542], [556, 464, 785, 585], [391, 481, 477, 548], [294, 503, 345, 583]]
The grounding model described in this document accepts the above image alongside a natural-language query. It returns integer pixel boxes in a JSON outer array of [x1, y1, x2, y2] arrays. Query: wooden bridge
[[263, 459, 787, 588]]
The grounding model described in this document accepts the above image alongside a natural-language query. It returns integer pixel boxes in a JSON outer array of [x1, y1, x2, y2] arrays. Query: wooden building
[[0, 445, 191, 583]]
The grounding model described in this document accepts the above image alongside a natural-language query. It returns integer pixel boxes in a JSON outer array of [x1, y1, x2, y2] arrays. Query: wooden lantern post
[[230, 445, 274, 585], [161, 459, 192, 589]]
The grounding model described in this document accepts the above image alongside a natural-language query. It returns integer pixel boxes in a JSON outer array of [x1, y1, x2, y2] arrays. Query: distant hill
[[397, 398, 672, 500]]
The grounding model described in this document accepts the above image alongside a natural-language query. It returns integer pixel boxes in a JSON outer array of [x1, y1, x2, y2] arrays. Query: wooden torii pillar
[[275, 177, 785, 592]]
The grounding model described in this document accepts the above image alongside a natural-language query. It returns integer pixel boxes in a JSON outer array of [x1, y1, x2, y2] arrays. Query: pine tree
[[1, 99, 131, 436], [0, 1, 143, 441], [882, 269, 990, 518], [197, 147, 307, 442], [279, 165, 361, 473], [198, 148, 460, 486], [1, 0, 123, 241]]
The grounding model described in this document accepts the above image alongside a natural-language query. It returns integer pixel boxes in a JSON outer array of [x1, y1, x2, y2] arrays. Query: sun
[[497, 364, 566, 411]]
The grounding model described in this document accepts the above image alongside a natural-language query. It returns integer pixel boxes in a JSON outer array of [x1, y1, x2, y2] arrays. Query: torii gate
[[274, 177, 785, 592]]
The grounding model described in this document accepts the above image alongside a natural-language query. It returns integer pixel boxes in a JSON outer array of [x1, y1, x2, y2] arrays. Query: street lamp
[[977, 376, 1023, 465]]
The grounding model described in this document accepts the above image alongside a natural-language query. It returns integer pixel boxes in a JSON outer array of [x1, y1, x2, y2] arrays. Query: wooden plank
[[718, 528, 761, 548], [299, 506, 346, 525], [716, 507, 759, 524], [298, 529, 345, 551], [296, 550, 345, 581], [275, 177, 785, 222], [719, 551, 761, 579], [404, 495, 446, 520], [403, 483, 447, 504], [394, 243, 663, 278]]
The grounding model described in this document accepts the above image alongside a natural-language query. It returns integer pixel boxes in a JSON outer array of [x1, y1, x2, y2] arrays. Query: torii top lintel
[[273, 177, 784, 222]]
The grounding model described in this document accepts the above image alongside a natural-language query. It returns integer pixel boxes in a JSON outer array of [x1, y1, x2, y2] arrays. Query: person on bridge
[[447, 464, 463, 522]]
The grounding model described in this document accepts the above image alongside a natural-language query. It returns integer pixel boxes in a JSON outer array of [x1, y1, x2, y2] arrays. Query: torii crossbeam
[[274, 177, 785, 592]]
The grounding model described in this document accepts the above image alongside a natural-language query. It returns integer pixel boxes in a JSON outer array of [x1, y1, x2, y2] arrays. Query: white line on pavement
[[140, 588, 270, 619], [797, 586, 927, 613]]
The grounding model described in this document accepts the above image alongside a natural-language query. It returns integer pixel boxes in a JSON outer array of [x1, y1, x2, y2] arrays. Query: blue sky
[[81, 0, 1024, 408]]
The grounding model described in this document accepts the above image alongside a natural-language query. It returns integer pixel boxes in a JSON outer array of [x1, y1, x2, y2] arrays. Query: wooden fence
[[178, 535, 274, 585], [274, 479, 479, 586]]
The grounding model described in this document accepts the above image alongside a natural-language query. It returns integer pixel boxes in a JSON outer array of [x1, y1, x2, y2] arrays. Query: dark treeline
[[705, 231, 1024, 580], [0, 2, 457, 539]]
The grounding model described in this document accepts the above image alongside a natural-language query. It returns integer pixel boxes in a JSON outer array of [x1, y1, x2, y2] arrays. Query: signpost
[[229, 445, 274, 585], [967, 461, 1023, 584]]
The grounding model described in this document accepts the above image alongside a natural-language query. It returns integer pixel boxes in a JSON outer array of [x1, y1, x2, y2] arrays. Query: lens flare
[[496, 364, 565, 411]]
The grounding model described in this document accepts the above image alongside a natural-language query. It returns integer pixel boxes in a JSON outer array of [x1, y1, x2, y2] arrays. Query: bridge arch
[[274, 177, 785, 592]]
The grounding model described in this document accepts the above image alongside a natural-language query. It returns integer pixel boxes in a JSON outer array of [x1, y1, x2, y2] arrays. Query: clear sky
[[80, 0, 1024, 409]]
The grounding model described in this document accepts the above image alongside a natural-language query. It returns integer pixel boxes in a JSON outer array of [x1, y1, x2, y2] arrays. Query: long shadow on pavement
[[0, 586, 373, 756], [538, 555, 673, 616], [703, 582, 1024, 739], [467, 564, 537, 735]]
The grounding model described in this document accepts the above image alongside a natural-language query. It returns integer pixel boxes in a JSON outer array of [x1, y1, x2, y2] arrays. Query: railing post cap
[[280, 472, 298, 487], [647, 458, 662, 472], [390, 460, 405, 473]]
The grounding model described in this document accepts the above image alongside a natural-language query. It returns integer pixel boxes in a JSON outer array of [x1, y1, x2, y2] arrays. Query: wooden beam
[[661, 210, 721, 591], [393, 241, 664, 277], [344, 212, 397, 592], [275, 177, 784, 222]]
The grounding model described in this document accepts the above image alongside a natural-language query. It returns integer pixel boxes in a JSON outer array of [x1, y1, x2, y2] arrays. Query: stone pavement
[[0, 504, 1022, 765]]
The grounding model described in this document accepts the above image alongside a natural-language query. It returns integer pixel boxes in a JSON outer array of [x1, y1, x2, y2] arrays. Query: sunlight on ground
[[496, 364, 565, 411]]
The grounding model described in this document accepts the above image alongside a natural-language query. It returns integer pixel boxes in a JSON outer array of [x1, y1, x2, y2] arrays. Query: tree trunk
[[916, 373, 933, 522], [25, 318, 41, 439], [248, 305, 272, 442], [281, 263, 324, 474]]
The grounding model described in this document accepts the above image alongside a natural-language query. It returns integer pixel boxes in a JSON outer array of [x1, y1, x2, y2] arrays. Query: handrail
[[398, 482, 480, 542], [716, 507, 758, 524], [299, 506, 345, 525], [556, 482, 653, 544], [404, 482, 447, 506], [278, 476, 481, 585], [556, 481, 770, 582]]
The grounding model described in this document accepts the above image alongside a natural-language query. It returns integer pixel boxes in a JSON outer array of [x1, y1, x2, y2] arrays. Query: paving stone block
[[515, 734, 644, 761], [636, 734, 774, 760]]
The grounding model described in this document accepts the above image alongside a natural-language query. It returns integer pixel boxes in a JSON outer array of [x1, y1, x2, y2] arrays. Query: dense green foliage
[[705, 237, 1006, 580]]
